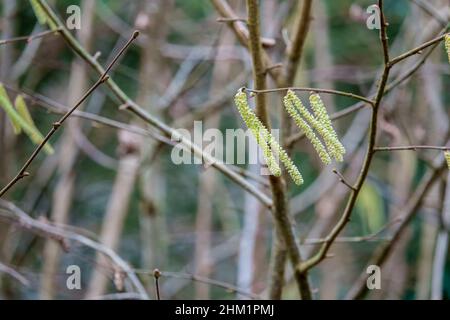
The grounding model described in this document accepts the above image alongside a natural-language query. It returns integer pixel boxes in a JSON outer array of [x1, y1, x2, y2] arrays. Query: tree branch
[[244, 87, 375, 106], [0, 30, 138, 197], [297, 0, 392, 275], [374, 145, 450, 152], [0, 28, 61, 46], [388, 33, 448, 66]]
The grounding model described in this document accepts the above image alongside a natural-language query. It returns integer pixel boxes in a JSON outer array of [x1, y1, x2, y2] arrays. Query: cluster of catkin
[[234, 89, 345, 185]]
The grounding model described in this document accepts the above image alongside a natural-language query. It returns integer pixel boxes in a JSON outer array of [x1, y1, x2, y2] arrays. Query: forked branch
[[0, 31, 139, 198]]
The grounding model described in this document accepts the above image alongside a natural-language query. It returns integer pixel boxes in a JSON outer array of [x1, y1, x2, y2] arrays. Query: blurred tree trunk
[[137, 0, 172, 285], [39, 0, 95, 299], [86, 0, 172, 298], [86, 131, 141, 298], [311, 0, 343, 300], [194, 28, 233, 299]]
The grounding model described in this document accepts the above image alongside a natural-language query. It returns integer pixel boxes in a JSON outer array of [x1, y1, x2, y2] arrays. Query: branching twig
[[332, 168, 356, 191], [244, 87, 375, 106], [285, 27, 447, 148], [388, 33, 448, 66], [153, 269, 161, 300], [0, 30, 139, 198], [301, 218, 401, 245], [297, 0, 392, 275], [143, 270, 260, 299], [211, 0, 281, 81], [0, 28, 61, 46]]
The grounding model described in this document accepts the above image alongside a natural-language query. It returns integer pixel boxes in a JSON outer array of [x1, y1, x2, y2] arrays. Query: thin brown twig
[[388, 33, 448, 66], [244, 87, 375, 106], [0, 28, 61, 46], [374, 145, 450, 152], [0, 31, 139, 198], [280, 0, 313, 86], [332, 168, 356, 191], [285, 28, 447, 148], [301, 218, 401, 245], [153, 270, 260, 299], [297, 0, 392, 275], [153, 269, 161, 300], [211, 0, 281, 80]]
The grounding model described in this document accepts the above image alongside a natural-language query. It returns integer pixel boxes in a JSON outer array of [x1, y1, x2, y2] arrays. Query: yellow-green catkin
[[445, 151, 450, 169], [234, 90, 281, 176], [309, 93, 346, 159], [285, 91, 336, 159], [262, 129, 304, 185], [234, 90, 303, 185], [445, 34, 450, 64], [284, 90, 345, 162], [283, 93, 331, 165]]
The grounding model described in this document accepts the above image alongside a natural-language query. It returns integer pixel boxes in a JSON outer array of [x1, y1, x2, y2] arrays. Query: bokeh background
[[0, 0, 449, 300]]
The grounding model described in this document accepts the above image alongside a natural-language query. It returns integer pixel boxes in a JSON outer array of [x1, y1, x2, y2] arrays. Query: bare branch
[[0, 30, 139, 198]]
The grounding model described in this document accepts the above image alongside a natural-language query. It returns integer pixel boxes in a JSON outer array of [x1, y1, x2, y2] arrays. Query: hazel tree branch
[[0, 31, 139, 198], [332, 168, 356, 191], [285, 28, 447, 149], [211, 0, 281, 82], [0, 28, 61, 46], [374, 145, 450, 152], [134, 269, 260, 300], [244, 87, 375, 106], [297, 0, 392, 275], [388, 33, 448, 66]]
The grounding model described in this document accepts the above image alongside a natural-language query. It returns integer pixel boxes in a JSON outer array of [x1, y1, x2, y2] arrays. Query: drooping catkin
[[309, 93, 346, 158], [234, 90, 281, 176], [445, 151, 450, 169], [263, 130, 304, 185], [234, 90, 303, 185], [285, 90, 346, 162], [283, 93, 331, 165], [445, 34, 450, 64]]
